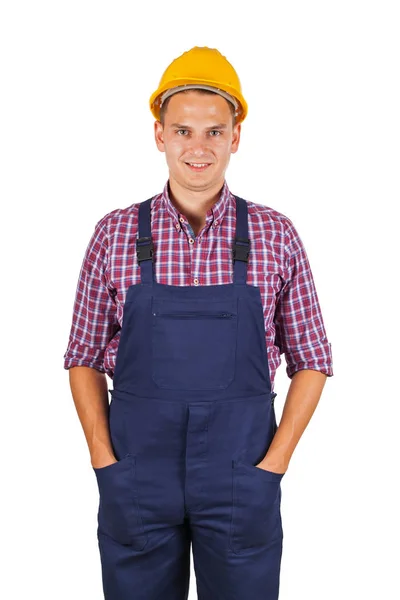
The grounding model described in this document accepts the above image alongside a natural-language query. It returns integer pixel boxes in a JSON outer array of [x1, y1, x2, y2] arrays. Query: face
[[154, 90, 241, 193]]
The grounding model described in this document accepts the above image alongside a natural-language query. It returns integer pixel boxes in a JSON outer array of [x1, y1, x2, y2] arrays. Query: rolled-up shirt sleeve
[[63, 215, 119, 374], [274, 218, 333, 379]]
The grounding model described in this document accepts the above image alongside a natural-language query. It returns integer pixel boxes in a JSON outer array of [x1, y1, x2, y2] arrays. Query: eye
[[176, 129, 188, 136], [209, 130, 221, 136]]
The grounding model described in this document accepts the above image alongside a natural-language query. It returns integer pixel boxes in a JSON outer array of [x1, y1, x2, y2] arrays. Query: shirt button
[[175, 223, 180, 230], [179, 217, 185, 223], [194, 278, 199, 285], [214, 220, 219, 226], [189, 238, 195, 244]]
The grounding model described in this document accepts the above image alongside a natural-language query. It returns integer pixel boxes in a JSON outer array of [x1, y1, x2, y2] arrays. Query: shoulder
[[242, 196, 299, 246], [93, 194, 160, 238], [95, 202, 140, 230]]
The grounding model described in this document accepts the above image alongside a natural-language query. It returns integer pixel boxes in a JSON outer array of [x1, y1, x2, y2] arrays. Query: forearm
[[68, 365, 116, 468], [261, 369, 328, 473]]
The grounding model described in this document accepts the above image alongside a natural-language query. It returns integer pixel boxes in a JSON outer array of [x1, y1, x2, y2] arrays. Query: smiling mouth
[[185, 162, 212, 172]]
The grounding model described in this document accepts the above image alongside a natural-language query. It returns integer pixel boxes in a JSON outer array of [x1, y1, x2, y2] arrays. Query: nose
[[186, 134, 211, 158]]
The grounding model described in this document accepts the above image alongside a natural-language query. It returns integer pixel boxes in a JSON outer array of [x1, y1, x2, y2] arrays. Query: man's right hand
[[91, 452, 118, 470], [68, 366, 118, 471]]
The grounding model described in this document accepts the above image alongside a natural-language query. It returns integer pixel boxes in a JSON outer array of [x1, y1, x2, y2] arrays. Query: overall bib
[[93, 195, 285, 600]]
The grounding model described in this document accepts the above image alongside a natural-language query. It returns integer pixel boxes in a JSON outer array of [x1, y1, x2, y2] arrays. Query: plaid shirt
[[63, 180, 333, 390]]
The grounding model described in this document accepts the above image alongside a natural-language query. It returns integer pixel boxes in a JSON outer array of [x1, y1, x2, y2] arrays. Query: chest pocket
[[151, 297, 238, 390]]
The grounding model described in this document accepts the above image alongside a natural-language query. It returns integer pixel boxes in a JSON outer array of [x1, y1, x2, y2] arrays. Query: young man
[[64, 46, 333, 600]]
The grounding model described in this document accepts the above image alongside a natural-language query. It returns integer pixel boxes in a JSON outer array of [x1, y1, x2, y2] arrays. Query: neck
[[167, 176, 224, 222]]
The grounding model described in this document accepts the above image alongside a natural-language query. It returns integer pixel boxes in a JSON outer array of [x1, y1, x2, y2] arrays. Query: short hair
[[159, 89, 237, 127]]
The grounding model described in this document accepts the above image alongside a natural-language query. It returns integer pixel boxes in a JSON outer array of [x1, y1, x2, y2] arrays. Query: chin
[[185, 175, 215, 187]]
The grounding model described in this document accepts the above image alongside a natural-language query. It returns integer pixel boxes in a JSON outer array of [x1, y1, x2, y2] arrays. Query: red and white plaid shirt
[[63, 180, 333, 390]]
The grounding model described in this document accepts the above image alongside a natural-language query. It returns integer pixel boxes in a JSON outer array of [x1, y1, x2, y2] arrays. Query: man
[[64, 46, 333, 600]]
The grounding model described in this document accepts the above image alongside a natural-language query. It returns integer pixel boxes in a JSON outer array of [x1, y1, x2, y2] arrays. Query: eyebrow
[[170, 123, 228, 130]]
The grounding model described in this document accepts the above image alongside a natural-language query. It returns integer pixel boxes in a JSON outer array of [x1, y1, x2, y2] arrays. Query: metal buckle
[[136, 236, 154, 263], [232, 236, 250, 262]]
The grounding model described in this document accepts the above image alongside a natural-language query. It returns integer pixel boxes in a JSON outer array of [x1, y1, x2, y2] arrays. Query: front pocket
[[151, 298, 238, 390], [230, 460, 283, 554], [93, 454, 147, 550]]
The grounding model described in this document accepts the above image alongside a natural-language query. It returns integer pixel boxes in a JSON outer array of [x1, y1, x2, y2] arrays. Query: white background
[[1, 1, 399, 598]]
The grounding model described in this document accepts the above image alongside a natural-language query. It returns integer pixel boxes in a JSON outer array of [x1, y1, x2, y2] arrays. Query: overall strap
[[136, 197, 155, 284], [232, 195, 250, 285], [136, 194, 250, 285]]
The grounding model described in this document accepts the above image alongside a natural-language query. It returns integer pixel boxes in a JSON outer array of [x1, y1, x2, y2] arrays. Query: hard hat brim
[[149, 77, 248, 123]]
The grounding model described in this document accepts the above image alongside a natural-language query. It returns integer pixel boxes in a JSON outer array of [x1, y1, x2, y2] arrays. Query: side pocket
[[93, 454, 147, 550], [229, 459, 283, 554]]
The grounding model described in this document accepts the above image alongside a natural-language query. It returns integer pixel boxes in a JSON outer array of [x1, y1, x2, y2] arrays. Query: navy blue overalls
[[93, 195, 285, 599]]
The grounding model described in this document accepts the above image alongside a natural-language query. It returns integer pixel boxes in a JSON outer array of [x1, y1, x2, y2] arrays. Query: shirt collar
[[160, 179, 233, 233]]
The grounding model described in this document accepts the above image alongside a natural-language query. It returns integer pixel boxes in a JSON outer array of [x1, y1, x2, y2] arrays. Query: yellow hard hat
[[149, 46, 248, 124]]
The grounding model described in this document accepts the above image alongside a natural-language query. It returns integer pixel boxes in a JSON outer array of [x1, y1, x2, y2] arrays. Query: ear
[[154, 120, 165, 152], [231, 122, 241, 154]]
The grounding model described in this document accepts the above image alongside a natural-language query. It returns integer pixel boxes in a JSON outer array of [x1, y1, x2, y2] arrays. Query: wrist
[[260, 454, 289, 474], [91, 448, 116, 469]]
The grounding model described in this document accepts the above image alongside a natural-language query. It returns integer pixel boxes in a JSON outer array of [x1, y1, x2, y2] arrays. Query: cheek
[[165, 140, 185, 159], [214, 142, 231, 160]]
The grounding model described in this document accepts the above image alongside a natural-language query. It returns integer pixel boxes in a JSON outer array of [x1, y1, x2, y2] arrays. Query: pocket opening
[[153, 311, 234, 319], [92, 453, 131, 472], [234, 459, 285, 481]]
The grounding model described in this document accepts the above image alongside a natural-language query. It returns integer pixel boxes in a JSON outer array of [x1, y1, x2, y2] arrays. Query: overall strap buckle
[[136, 236, 154, 262], [232, 236, 250, 263]]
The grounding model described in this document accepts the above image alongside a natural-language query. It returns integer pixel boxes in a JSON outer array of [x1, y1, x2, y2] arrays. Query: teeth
[[189, 163, 208, 167]]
